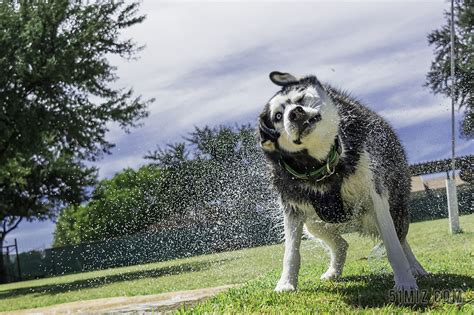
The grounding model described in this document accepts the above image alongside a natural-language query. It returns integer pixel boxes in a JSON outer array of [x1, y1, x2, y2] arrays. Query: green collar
[[279, 137, 342, 181]]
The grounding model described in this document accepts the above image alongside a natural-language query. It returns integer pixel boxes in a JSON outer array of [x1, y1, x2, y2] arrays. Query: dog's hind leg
[[371, 189, 418, 291], [275, 205, 304, 292], [402, 240, 428, 277], [305, 221, 348, 280]]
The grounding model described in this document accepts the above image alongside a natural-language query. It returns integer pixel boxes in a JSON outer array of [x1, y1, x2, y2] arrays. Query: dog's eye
[[274, 112, 283, 122]]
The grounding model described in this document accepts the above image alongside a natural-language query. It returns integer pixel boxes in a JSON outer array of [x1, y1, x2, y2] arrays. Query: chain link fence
[[4, 215, 280, 281]]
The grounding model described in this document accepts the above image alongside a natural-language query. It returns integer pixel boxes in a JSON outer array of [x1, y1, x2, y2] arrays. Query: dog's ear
[[269, 71, 298, 87], [258, 112, 279, 152]]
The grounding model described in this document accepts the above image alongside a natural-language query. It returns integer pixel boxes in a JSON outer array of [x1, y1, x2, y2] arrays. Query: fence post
[[14, 239, 21, 281], [446, 178, 461, 234]]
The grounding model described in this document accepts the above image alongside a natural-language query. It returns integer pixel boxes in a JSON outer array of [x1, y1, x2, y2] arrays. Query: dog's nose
[[288, 106, 306, 122]]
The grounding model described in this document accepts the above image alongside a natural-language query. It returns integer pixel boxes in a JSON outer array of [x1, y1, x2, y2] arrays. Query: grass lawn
[[0, 214, 473, 313], [186, 214, 474, 314]]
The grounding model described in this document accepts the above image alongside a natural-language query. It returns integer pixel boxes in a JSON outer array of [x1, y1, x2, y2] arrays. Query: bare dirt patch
[[3, 285, 235, 314]]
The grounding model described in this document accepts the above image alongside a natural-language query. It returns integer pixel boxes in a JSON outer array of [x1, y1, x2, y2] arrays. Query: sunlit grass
[[0, 243, 282, 311], [0, 214, 473, 312], [184, 214, 474, 314]]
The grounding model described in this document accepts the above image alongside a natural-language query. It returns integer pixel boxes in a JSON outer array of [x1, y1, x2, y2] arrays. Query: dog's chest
[[340, 151, 373, 209], [289, 151, 373, 223]]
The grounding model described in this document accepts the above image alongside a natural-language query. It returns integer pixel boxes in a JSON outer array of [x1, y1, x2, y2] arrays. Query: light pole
[[446, 0, 461, 234]]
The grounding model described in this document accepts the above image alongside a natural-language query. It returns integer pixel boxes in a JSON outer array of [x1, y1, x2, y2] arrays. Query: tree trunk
[[0, 217, 23, 283], [0, 234, 7, 284]]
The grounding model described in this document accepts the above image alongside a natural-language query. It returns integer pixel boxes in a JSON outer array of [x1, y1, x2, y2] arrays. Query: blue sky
[[6, 0, 473, 252]]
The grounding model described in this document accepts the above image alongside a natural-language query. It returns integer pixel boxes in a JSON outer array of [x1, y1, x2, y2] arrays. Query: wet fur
[[258, 73, 427, 292]]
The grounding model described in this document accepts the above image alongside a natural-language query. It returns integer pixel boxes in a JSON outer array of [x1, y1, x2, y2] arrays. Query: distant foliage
[[54, 125, 277, 246], [147, 125, 277, 232], [425, 0, 473, 138], [410, 184, 473, 222], [54, 166, 164, 246]]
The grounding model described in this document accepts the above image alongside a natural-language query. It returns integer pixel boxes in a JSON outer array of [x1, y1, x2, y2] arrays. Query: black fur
[[259, 76, 411, 239]]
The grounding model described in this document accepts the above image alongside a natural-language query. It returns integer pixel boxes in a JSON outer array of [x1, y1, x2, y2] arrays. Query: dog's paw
[[411, 265, 429, 277], [393, 281, 418, 292], [274, 282, 296, 292], [320, 268, 341, 281]]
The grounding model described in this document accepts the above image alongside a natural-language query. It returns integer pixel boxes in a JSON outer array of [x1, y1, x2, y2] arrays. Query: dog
[[258, 71, 428, 292]]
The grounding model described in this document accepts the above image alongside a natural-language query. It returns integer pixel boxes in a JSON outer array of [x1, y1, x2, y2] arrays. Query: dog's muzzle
[[288, 106, 309, 131], [287, 106, 321, 144]]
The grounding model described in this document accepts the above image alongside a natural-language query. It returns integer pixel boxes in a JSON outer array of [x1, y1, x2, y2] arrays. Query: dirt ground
[[3, 285, 235, 315]]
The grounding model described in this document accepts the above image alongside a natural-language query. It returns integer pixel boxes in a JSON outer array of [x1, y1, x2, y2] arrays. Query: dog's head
[[258, 71, 340, 160]]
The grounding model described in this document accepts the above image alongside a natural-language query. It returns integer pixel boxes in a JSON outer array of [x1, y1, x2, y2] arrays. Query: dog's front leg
[[275, 206, 303, 292], [371, 189, 417, 291]]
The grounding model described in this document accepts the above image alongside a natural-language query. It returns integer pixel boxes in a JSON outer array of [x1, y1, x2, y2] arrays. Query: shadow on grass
[[317, 273, 473, 310], [0, 258, 233, 300]]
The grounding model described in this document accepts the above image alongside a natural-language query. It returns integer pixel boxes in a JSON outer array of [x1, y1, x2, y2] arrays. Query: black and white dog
[[258, 71, 427, 292]]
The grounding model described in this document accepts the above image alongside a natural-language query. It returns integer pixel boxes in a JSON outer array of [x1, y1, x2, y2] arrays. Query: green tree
[[54, 166, 163, 246], [147, 125, 275, 227], [0, 0, 152, 282], [55, 125, 277, 246], [425, 0, 473, 138]]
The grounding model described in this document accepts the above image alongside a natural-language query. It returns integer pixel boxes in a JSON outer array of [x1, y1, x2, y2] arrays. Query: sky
[[6, 0, 473, 253]]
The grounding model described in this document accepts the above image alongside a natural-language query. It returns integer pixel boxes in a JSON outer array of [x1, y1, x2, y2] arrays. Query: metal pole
[[446, 0, 461, 234], [14, 239, 21, 281], [450, 0, 456, 178], [5, 245, 9, 283]]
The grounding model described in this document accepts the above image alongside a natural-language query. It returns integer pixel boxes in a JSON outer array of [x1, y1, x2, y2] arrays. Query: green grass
[[0, 243, 283, 311], [185, 214, 474, 314], [0, 215, 473, 313]]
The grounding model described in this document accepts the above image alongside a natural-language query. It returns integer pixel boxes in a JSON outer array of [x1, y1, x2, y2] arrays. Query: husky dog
[[258, 71, 428, 292]]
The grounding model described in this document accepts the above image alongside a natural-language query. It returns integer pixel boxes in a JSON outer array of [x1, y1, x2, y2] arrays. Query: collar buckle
[[315, 162, 336, 182]]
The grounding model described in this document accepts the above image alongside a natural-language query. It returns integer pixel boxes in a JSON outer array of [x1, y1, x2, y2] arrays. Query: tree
[[55, 125, 278, 246], [54, 166, 163, 246], [147, 125, 276, 227], [425, 0, 473, 138], [0, 0, 152, 282]]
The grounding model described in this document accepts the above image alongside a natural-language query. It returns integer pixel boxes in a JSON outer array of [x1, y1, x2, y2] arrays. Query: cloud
[[379, 97, 451, 128], [84, 0, 472, 182], [399, 114, 473, 163], [95, 0, 453, 178], [113, 0, 446, 91]]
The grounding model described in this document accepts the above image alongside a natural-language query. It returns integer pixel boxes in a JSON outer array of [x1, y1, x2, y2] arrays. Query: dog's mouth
[[293, 113, 322, 144]]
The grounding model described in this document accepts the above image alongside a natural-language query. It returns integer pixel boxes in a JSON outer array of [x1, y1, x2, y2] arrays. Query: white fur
[[275, 205, 303, 292], [305, 219, 348, 280], [402, 240, 429, 277], [370, 188, 418, 290], [275, 150, 422, 292], [268, 87, 340, 161], [340, 151, 378, 237]]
